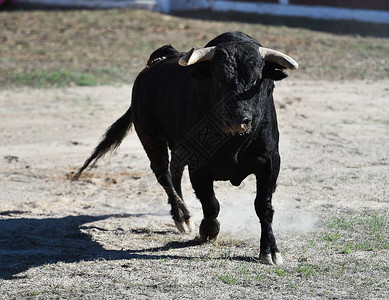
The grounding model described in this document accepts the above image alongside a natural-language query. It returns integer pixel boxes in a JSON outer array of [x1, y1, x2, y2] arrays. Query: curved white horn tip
[[259, 47, 299, 70], [178, 47, 196, 66], [290, 59, 299, 70]]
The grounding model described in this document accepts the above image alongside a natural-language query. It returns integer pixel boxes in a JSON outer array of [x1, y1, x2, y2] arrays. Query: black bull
[[74, 32, 298, 265]]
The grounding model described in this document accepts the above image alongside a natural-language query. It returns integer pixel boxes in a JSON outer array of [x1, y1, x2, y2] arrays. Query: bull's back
[[131, 56, 202, 146]]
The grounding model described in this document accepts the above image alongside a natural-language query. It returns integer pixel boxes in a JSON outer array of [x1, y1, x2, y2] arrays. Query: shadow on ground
[[0, 213, 200, 279]]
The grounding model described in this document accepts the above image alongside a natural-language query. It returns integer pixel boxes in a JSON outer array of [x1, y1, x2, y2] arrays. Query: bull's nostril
[[241, 117, 251, 129], [240, 118, 251, 133]]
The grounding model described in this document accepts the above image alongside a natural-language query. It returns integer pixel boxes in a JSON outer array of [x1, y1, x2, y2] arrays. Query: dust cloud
[[125, 174, 318, 240], [217, 193, 318, 240]]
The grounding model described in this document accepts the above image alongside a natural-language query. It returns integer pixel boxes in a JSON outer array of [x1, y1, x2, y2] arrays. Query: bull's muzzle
[[225, 117, 252, 135]]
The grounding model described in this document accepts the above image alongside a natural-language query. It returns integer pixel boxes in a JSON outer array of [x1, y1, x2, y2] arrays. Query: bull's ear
[[258, 46, 298, 80], [262, 62, 288, 81]]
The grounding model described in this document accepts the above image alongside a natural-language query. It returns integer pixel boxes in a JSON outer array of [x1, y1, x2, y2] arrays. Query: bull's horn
[[179, 46, 216, 66], [259, 47, 299, 70]]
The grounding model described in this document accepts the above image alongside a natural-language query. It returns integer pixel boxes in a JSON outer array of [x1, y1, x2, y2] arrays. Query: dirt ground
[[0, 78, 388, 298]]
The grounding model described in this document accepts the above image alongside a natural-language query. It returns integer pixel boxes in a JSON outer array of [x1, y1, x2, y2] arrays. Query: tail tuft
[[72, 106, 133, 181]]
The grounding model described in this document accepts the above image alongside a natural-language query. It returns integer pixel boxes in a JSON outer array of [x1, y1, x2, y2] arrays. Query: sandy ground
[[0, 79, 388, 298]]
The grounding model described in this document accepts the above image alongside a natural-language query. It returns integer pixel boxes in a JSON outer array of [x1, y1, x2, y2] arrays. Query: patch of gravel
[[0, 80, 388, 298]]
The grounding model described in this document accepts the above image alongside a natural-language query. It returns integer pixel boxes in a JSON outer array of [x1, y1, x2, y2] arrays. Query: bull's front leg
[[189, 170, 220, 242], [254, 154, 283, 265], [255, 193, 282, 265]]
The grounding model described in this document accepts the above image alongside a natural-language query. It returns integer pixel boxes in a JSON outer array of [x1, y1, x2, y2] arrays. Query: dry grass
[[0, 79, 388, 298], [1, 9, 388, 88], [0, 8, 388, 300], [1, 212, 387, 299]]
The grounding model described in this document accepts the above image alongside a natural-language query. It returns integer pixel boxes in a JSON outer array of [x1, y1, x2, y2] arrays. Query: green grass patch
[[14, 69, 99, 88], [322, 232, 341, 242], [323, 213, 388, 254], [219, 250, 233, 260], [215, 273, 236, 285], [1, 9, 389, 88], [274, 267, 289, 277], [369, 215, 385, 233], [296, 263, 316, 277], [354, 242, 374, 251], [329, 216, 354, 230], [11, 67, 123, 88]]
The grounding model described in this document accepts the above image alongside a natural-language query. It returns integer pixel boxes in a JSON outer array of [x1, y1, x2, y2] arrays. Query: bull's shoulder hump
[[147, 45, 179, 67]]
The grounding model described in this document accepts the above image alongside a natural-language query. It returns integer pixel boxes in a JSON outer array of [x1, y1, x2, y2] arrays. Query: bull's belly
[[208, 158, 240, 181], [206, 153, 265, 186]]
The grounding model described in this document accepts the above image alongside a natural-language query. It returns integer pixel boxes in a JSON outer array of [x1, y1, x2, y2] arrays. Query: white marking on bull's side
[[148, 56, 167, 67]]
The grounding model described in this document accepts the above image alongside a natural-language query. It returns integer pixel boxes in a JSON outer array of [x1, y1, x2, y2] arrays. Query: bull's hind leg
[[254, 154, 283, 265], [189, 170, 220, 242], [170, 154, 195, 232], [170, 154, 185, 200], [140, 139, 193, 233]]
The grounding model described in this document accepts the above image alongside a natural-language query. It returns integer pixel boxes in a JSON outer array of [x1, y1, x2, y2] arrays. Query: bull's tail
[[72, 106, 133, 181]]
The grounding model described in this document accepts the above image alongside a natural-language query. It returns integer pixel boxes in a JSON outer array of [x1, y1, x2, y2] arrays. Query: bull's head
[[179, 39, 298, 135]]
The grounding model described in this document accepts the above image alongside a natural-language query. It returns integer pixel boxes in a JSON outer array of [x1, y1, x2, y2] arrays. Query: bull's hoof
[[174, 217, 195, 233], [259, 251, 283, 265], [199, 219, 220, 242], [174, 220, 189, 233], [260, 253, 274, 265], [186, 217, 195, 232], [272, 251, 283, 265]]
